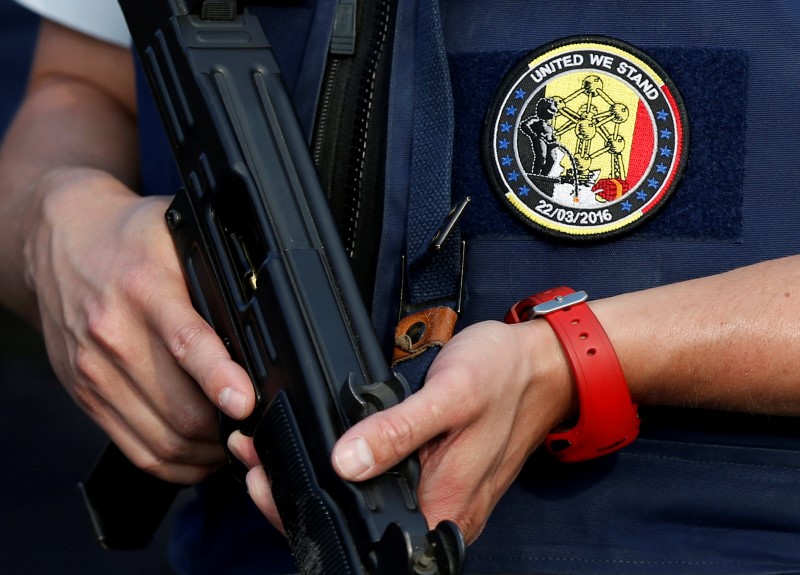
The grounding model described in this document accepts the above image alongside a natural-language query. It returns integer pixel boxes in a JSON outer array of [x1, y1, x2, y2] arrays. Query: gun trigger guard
[[371, 520, 465, 575], [341, 372, 411, 425], [426, 520, 466, 575], [342, 373, 370, 423]]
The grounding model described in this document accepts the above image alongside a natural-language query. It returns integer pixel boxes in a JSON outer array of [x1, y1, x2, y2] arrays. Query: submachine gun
[[79, 2, 465, 574]]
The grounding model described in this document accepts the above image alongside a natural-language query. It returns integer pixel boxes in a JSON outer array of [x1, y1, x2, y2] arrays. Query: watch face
[[483, 35, 690, 241]]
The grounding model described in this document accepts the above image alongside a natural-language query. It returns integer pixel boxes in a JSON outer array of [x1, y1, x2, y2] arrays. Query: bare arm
[[0, 21, 256, 483], [0, 20, 138, 322], [597, 256, 800, 415], [234, 254, 800, 542]]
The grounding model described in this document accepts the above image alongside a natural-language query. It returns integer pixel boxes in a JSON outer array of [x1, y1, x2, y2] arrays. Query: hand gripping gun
[[78, 2, 465, 574]]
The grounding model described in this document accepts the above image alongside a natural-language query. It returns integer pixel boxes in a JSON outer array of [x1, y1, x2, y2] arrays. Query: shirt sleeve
[[14, 0, 131, 47]]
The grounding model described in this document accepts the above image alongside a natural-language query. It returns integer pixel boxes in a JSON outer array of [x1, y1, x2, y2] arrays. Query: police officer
[[2, 1, 800, 573]]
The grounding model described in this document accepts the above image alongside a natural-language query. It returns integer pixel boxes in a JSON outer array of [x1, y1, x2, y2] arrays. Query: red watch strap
[[505, 287, 639, 462]]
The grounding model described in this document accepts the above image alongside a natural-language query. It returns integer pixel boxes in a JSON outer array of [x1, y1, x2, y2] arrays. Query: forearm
[[0, 21, 138, 325], [593, 255, 800, 416]]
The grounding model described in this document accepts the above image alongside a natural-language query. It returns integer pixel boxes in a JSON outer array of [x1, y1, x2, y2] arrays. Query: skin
[[4, 19, 800, 547], [0, 21, 255, 484], [234, 257, 800, 543]]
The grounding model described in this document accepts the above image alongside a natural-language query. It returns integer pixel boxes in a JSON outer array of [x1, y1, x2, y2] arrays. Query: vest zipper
[[312, 0, 395, 307]]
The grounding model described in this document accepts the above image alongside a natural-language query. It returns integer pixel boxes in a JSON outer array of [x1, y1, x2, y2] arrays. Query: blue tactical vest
[[136, 1, 800, 573]]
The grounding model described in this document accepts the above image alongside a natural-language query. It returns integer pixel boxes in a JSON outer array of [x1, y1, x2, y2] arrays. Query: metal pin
[[429, 196, 471, 252]]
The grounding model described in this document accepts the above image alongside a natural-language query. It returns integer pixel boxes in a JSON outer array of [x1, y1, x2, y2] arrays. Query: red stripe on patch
[[627, 98, 655, 187]]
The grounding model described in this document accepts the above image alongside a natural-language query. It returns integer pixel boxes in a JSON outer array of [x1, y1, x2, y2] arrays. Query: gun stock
[[79, 2, 465, 574]]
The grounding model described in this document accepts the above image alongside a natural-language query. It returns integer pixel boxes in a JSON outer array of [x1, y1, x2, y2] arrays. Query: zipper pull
[[330, 0, 358, 55]]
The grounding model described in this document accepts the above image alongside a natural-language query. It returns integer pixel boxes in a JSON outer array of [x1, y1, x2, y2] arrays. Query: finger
[[97, 383, 226, 469], [332, 381, 463, 481], [85, 309, 223, 444], [109, 422, 222, 485], [80, 383, 223, 484], [135, 344, 223, 443], [227, 430, 261, 469], [67, 341, 226, 470], [246, 465, 285, 534], [142, 280, 256, 421], [414, 437, 498, 543], [97, 222, 255, 426]]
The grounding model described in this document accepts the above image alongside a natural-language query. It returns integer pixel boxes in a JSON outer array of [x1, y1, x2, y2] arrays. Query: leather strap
[[393, 306, 459, 365], [505, 287, 639, 462]]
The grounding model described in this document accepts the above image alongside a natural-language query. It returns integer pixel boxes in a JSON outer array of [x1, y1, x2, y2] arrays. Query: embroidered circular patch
[[483, 36, 689, 240]]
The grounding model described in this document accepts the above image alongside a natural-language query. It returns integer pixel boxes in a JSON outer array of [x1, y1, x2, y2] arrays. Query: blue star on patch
[[636, 191, 648, 201], [498, 139, 510, 149], [519, 185, 530, 196], [502, 155, 513, 166], [660, 128, 673, 140], [500, 122, 512, 133], [659, 146, 673, 158], [506, 105, 518, 116], [621, 201, 633, 212], [656, 163, 668, 174], [647, 177, 659, 189], [507, 170, 520, 182], [657, 110, 669, 121], [514, 88, 526, 99]]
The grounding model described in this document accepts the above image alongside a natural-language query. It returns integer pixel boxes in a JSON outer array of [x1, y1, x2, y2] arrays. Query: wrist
[[17, 167, 91, 324], [514, 318, 578, 432], [22, 168, 136, 299], [22, 167, 96, 289], [506, 287, 640, 462]]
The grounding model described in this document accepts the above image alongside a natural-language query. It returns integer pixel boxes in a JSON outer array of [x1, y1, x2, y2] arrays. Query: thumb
[[331, 390, 446, 481]]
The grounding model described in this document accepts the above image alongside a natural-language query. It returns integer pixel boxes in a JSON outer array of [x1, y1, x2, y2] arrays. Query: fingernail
[[219, 387, 247, 419], [245, 466, 265, 498], [226, 430, 244, 461], [334, 436, 374, 479]]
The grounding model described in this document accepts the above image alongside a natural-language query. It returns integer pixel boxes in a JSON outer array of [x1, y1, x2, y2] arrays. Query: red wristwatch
[[505, 287, 639, 462]]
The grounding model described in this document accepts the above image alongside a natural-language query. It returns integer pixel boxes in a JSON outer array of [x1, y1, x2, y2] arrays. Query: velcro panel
[[450, 47, 748, 241]]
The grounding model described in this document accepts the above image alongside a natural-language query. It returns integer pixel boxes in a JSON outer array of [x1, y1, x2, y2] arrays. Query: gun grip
[[79, 442, 183, 549]]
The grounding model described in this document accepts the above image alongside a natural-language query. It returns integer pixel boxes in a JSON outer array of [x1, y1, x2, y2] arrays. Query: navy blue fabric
[[256, 1, 337, 138], [405, 0, 462, 307], [428, 0, 800, 325], [449, 47, 748, 241], [136, 61, 184, 199], [170, 478, 294, 574], [129, 0, 800, 573], [371, 0, 419, 351], [482, 425, 800, 575], [394, 346, 440, 394], [374, 1, 800, 573]]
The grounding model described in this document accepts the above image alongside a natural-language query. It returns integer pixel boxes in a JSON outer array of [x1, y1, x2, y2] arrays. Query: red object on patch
[[592, 178, 630, 203]]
